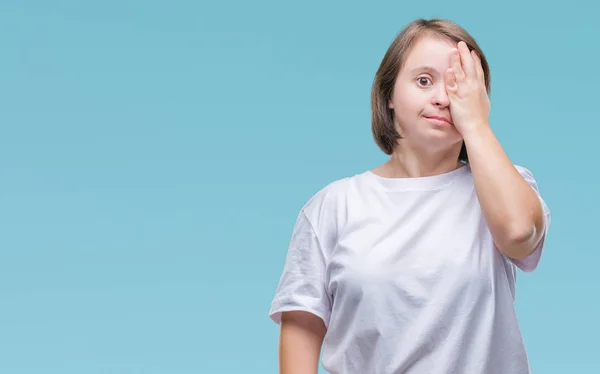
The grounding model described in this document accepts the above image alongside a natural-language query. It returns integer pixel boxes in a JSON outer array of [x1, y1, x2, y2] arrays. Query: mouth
[[424, 116, 453, 126]]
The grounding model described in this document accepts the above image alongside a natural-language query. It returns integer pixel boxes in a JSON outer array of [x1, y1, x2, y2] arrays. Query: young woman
[[269, 18, 551, 374]]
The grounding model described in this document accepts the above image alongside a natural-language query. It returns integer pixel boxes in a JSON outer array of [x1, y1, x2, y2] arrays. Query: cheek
[[391, 80, 431, 117], [394, 89, 424, 115]]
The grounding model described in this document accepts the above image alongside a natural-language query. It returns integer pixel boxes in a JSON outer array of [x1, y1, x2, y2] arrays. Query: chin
[[422, 128, 463, 148], [428, 125, 461, 137]]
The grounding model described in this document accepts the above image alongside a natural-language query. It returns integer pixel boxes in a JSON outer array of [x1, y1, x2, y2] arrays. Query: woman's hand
[[445, 41, 491, 136]]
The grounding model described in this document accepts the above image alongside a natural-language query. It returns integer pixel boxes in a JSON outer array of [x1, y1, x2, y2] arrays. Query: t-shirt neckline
[[362, 163, 470, 191]]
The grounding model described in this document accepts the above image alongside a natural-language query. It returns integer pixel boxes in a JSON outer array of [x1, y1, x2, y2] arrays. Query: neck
[[378, 144, 464, 178]]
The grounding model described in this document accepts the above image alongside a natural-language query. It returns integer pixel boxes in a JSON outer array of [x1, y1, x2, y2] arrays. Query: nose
[[433, 83, 450, 107]]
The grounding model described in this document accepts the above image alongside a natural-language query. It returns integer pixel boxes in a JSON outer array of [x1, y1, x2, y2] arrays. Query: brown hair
[[371, 18, 491, 162]]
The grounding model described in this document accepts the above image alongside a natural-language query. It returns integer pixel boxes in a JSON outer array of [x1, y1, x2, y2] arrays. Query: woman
[[269, 18, 550, 374]]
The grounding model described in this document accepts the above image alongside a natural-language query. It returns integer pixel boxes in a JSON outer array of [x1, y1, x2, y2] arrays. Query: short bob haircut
[[371, 18, 491, 163]]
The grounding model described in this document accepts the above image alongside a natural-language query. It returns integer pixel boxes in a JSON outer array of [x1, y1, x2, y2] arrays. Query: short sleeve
[[506, 165, 551, 272], [268, 210, 332, 327]]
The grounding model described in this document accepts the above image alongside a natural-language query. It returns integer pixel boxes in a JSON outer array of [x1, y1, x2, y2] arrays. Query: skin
[[378, 36, 467, 178], [445, 41, 545, 260], [278, 35, 546, 374], [278, 311, 326, 374]]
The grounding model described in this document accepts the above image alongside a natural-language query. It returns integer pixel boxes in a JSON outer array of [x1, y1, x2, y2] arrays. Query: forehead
[[402, 36, 457, 72]]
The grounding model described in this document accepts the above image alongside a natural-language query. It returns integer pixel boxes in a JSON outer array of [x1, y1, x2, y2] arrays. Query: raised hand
[[444, 41, 491, 135]]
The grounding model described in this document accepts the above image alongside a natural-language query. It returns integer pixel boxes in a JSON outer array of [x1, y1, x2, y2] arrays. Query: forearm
[[279, 311, 326, 374], [463, 124, 545, 259]]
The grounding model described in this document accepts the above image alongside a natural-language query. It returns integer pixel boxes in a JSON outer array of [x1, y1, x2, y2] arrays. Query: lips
[[424, 115, 453, 125]]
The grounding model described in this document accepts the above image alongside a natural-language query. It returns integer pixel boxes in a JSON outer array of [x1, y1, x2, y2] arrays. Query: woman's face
[[388, 36, 464, 154]]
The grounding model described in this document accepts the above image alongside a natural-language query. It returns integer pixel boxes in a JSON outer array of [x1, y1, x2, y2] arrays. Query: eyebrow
[[409, 65, 440, 76]]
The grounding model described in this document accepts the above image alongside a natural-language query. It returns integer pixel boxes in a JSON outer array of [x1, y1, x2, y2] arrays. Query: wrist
[[460, 122, 492, 143]]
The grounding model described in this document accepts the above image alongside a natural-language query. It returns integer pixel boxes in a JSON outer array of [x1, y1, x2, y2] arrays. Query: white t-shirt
[[269, 164, 551, 374]]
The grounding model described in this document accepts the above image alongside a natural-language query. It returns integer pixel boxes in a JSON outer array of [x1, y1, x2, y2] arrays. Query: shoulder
[[300, 175, 354, 219], [296, 173, 363, 246], [513, 164, 534, 178], [513, 164, 544, 191]]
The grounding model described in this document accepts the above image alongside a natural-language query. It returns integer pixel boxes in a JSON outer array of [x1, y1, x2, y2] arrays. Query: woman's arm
[[445, 42, 545, 260], [463, 126, 545, 260], [279, 311, 326, 374]]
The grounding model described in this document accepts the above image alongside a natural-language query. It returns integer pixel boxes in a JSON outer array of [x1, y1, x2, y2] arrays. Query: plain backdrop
[[1, 1, 598, 373]]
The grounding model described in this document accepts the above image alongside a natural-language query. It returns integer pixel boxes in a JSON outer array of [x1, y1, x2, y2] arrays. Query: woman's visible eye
[[417, 76, 432, 87]]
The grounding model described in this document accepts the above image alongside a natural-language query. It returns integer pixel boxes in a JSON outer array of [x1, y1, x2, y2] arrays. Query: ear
[[388, 100, 394, 109]]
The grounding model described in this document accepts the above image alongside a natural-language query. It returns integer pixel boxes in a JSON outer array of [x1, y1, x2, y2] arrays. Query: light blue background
[[1, 1, 597, 373]]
